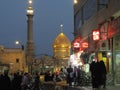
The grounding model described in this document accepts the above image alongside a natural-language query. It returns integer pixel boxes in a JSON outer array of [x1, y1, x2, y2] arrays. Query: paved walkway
[[42, 81, 120, 90], [82, 85, 120, 90]]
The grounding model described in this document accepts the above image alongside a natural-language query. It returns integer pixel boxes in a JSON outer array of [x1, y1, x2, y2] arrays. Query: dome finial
[[60, 24, 63, 33]]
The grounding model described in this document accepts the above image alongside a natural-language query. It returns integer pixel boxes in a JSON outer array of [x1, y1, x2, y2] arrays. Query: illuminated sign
[[82, 42, 88, 48], [73, 42, 80, 48], [92, 29, 100, 40]]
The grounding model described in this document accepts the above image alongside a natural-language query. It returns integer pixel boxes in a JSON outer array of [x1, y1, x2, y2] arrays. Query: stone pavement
[[81, 85, 120, 90], [42, 81, 120, 90]]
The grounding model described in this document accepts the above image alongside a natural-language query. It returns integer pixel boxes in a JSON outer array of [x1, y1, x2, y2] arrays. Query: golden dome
[[52, 27, 71, 59], [53, 32, 71, 48]]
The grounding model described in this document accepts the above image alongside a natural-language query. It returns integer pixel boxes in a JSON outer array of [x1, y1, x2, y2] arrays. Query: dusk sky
[[0, 0, 74, 56]]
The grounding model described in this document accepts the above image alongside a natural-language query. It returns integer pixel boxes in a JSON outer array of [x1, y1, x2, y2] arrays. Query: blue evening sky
[[0, 0, 74, 56]]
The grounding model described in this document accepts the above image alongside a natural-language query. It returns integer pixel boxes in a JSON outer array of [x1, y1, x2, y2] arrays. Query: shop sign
[[100, 22, 108, 40], [81, 42, 88, 48], [73, 42, 80, 48], [92, 29, 100, 40], [108, 16, 120, 38]]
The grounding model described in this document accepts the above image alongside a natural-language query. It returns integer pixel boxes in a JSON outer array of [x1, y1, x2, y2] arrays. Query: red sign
[[73, 42, 80, 48], [108, 16, 120, 38], [100, 24, 108, 40], [82, 42, 88, 48], [92, 29, 100, 40]]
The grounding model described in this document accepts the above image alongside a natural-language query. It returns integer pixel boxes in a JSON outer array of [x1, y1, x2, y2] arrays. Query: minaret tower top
[[27, 0, 34, 15]]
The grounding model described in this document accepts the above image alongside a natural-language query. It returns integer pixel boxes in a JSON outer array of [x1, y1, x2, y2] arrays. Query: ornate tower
[[26, 0, 35, 72]]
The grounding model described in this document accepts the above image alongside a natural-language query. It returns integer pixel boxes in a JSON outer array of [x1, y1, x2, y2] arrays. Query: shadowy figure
[[73, 66, 78, 86], [21, 72, 31, 90], [11, 72, 22, 90], [77, 65, 81, 86], [99, 60, 107, 88], [90, 60, 100, 89], [67, 65, 73, 86], [1, 71, 11, 90], [33, 72, 40, 90]]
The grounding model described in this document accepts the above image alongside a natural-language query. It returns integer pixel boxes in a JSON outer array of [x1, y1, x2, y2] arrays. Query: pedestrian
[[90, 59, 100, 89], [73, 66, 78, 86], [33, 72, 40, 90], [44, 70, 51, 81], [67, 65, 73, 86], [21, 72, 31, 90], [77, 65, 81, 86], [1, 71, 11, 90], [0, 72, 4, 90], [99, 60, 107, 88], [59, 68, 65, 80], [11, 72, 22, 90]]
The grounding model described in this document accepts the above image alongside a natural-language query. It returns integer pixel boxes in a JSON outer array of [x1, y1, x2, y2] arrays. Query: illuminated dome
[[52, 25, 71, 59]]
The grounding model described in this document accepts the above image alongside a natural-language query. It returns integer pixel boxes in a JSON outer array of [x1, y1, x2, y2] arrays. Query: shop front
[[107, 16, 120, 85], [114, 34, 120, 85], [91, 16, 120, 85]]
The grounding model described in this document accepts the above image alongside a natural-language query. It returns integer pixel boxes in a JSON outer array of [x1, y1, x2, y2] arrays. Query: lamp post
[[15, 40, 25, 72], [15, 40, 24, 50]]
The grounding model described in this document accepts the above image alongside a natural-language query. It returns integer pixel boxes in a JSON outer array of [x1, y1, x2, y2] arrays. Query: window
[[16, 58, 19, 63]]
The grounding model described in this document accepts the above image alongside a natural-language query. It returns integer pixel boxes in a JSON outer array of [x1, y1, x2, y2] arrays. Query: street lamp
[[15, 40, 25, 72], [15, 40, 24, 50]]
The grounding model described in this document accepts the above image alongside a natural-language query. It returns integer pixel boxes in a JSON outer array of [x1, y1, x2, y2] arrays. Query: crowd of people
[[0, 66, 84, 90], [0, 71, 40, 90], [0, 59, 107, 90], [44, 65, 83, 86]]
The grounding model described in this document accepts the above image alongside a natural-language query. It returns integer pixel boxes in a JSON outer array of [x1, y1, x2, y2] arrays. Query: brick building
[[0, 45, 26, 73]]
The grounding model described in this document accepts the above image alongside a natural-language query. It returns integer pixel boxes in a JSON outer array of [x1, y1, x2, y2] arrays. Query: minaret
[[26, 0, 34, 72]]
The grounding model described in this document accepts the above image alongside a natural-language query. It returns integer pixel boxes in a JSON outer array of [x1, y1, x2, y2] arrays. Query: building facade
[[0, 45, 26, 73], [74, 0, 120, 85]]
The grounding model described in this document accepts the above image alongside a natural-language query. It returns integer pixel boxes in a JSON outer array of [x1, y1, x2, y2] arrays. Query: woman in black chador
[[90, 60, 100, 89], [99, 60, 107, 88]]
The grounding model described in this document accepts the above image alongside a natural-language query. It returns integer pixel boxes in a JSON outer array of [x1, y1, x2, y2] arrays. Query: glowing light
[[73, 42, 80, 48], [69, 52, 83, 67], [82, 42, 88, 48], [73, 60, 78, 66], [60, 24, 63, 33], [28, 0, 32, 5], [74, 0, 78, 4], [27, 7, 34, 15], [15, 41, 20, 45], [62, 45, 65, 47], [92, 29, 100, 40], [60, 24, 63, 27], [79, 62, 83, 66], [107, 52, 111, 56]]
